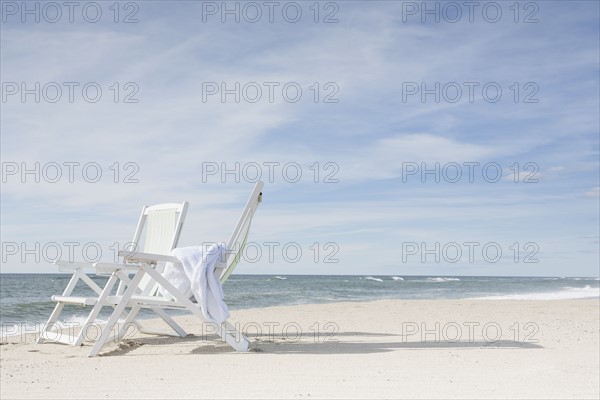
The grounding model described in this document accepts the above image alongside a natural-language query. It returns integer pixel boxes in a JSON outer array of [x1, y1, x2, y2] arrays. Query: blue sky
[[1, 1, 598, 276]]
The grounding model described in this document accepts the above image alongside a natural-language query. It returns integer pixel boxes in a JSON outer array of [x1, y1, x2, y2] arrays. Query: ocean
[[1, 274, 598, 334]]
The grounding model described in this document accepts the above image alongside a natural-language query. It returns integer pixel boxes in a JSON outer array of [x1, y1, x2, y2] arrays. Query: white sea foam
[[364, 276, 383, 282], [427, 277, 460, 282], [1, 316, 110, 338], [274, 276, 287, 280], [474, 286, 600, 300], [391, 276, 404, 281], [64, 316, 109, 326], [1, 322, 43, 338]]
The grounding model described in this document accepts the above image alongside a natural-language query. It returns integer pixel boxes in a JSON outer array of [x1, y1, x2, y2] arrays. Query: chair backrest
[[130, 202, 188, 255], [125, 182, 262, 296], [121, 202, 188, 295], [218, 181, 264, 283]]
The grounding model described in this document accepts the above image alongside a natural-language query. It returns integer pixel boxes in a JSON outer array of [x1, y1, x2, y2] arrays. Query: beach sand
[[1, 299, 598, 399]]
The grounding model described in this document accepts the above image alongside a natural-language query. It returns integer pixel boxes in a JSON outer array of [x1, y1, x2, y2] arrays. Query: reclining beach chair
[[38, 201, 189, 347], [40, 181, 263, 356]]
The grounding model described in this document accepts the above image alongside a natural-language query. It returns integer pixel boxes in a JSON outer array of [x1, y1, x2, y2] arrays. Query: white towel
[[160, 243, 230, 323]]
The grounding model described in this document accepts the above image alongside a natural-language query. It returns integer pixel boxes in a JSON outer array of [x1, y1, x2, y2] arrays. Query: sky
[[1, 0, 599, 276]]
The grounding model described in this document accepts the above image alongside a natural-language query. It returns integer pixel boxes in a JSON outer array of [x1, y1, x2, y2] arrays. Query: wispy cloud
[[1, 1, 598, 276]]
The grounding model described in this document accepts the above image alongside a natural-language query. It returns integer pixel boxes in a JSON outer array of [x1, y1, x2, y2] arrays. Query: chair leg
[[150, 307, 188, 337], [37, 302, 66, 344], [88, 271, 145, 357], [112, 304, 142, 343], [111, 270, 187, 340], [38, 269, 82, 344], [221, 321, 250, 352], [73, 274, 120, 346], [143, 266, 250, 351]]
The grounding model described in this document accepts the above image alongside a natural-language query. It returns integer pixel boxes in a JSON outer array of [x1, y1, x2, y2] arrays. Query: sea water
[[1, 274, 598, 334]]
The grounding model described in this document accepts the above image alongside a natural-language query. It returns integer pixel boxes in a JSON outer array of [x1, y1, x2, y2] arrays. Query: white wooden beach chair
[[40, 181, 263, 356], [38, 201, 189, 348], [85, 181, 263, 356]]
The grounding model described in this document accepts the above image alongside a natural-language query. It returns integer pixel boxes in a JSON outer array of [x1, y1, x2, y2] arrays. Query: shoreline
[[2, 295, 599, 336], [2, 298, 599, 399], [1, 296, 599, 336]]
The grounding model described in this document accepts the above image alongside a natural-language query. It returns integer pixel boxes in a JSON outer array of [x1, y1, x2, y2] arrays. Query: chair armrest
[[118, 250, 181, 264], [54, 260, 138, 275], [90, 262, 142, 275], [54, 260, 96, 272]]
